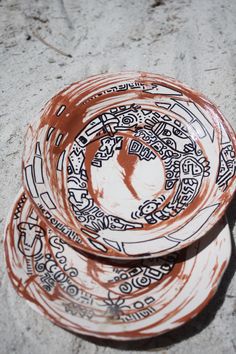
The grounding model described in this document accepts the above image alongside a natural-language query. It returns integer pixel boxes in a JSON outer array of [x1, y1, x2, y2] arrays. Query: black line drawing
[[29, 208, 38, 221], [33, 156, 44, 184], [88, 238, 108, 253], [35, 141, 42, 156], [24, 165, 39, 198], [37, 203, 82, 244], [122, 236, 179, 257], [100, 291, 130, 320], [46, 126, 55, 141], [17, 222, 45, 257], [55, 133, 63, 146], [57, 150, 66, 171], [92, 136, 123, 167], [144, 83, 182, 96], [64, 302, 94, 319], [167, 203, 219, 241], [40, 192, 57, 210], [216, 144, 236, 191], [66, 102, 214, 255], [170, 99, 214, 142], [14, 194, 27, 220], [103, 238, 121, 251], [109, 253, 178, 294], [128, 139, 156, 161]]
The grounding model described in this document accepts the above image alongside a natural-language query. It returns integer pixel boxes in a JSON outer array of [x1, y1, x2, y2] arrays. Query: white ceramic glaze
[[4, 189, 231, 340], [22, 72, 236, 259]]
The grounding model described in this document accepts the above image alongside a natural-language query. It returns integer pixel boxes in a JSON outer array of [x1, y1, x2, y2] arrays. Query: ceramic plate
[[22, 72, 236, 258], [4, 189, 231, 340]]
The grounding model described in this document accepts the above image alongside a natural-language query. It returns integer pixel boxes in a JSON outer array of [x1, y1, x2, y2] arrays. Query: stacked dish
[[4, 72, 236, 340]]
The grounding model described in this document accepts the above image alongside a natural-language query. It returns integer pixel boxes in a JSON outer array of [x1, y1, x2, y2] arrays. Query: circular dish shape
[[4, 190, 231, 340], [22, 72, 236, 259]]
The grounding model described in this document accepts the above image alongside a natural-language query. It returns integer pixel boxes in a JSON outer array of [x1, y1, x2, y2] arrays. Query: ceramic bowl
[[4, 189, 231, 340], [22, 72, 236, 259]]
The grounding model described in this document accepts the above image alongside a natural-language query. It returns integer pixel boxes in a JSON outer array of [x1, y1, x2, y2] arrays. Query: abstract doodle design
[[4, 71, 236, 343], [217, 144, 236, 191], [110, 253, 177, 294], [37, 203, 82, 244], [101, 292, 130, 320], [128, 139, 156, 161], [68, 119, 144, 233], [17, 222, 45, 257], [131, 196, 166, 220], [4, 190, 232, 339], [13, 193, 27, 220], [64, 302, 94, 319], [75, 104, 141, 148], [92, 136, 123, 167], [21, 72, 236, 258], [67, 104, 211, 231], [34, 236, 79, 293]]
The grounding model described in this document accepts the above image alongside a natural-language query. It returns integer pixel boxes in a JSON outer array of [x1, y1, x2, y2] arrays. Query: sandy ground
[[0, 0, 236, 353]]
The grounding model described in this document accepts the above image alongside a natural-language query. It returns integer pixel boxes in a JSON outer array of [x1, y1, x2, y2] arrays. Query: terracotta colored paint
[[4, 190, 231, 340], [21, 72, 236, 259], [4, 72, 236, 339]]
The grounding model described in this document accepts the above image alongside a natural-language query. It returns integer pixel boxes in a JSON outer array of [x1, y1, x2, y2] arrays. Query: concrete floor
[[0, 0, 235, 353]]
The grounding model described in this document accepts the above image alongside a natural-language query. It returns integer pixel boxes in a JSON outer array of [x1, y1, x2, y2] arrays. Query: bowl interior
[[22, 72, 236, 258]]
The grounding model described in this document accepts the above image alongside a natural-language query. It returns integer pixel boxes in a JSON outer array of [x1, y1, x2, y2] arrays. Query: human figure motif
[[17, 222, 45, 257]]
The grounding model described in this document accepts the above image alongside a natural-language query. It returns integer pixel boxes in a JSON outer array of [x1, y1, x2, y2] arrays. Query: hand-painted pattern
[[4, 190, 231, 339], [21, 72, 236, 258]]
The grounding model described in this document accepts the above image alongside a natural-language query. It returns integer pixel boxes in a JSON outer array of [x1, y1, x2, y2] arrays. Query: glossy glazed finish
[[22, 72, 236, 259], [4, 190, 231, 340]]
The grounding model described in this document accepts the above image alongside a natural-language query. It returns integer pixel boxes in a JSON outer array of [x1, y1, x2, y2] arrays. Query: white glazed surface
[[1, 0, 236, 352], [22, 72, 236, 259], [4, 189, 232, 340]]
